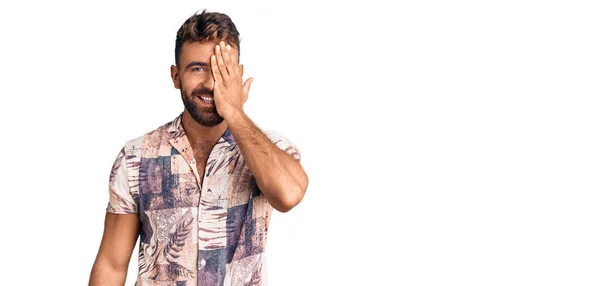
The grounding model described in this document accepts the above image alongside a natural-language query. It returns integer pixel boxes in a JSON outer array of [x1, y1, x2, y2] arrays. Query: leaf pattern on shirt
[[166, 262, 194, 279], [164, 213, 193, 262], [107, 193, 137, 213], [139, 209, 195, 281], [105, 113, 301, 285], [109, 147, 125, 186], [206, 143, 242, 176]]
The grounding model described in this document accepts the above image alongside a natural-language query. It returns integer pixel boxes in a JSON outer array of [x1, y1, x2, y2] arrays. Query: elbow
[[273, 200, 296, 213], [94, 256, 129, 273], [272, 181, 307, 213]]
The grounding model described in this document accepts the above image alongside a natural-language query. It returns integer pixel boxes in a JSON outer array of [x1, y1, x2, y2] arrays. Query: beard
[[181, 85, 224, 127]]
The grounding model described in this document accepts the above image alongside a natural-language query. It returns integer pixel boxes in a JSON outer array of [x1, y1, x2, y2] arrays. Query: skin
[[89, 40, 308, 285], [89, 213, 139, 285]]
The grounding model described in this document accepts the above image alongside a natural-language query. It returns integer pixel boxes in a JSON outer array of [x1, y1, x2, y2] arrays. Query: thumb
[[243, 77, 254, 102]]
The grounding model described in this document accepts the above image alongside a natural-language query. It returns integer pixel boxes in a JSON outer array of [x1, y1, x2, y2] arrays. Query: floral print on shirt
[[107, 113, 301, 286]]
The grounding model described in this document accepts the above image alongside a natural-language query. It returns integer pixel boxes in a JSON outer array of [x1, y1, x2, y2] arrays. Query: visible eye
[[192, 67, 206, 73]]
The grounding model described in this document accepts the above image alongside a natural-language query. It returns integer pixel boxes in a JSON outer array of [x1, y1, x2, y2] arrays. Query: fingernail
[[227, 45, 231, 51], [216, 45, 220, 51]]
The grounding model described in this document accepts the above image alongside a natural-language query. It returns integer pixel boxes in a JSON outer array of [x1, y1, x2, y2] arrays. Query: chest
[[195, 154, 208, 186], [136, 139, 270, 284], [138, 138, 256, 213], [192, 141, 215, 186]]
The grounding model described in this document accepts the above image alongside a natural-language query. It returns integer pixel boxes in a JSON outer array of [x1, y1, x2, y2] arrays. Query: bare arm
[[89, 213, 140, 286], [210, 41, 309, 212], [227, 111, 308, 212]]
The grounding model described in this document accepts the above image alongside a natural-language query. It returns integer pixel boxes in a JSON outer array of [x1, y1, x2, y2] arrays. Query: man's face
[[171, 41, 238, 127]]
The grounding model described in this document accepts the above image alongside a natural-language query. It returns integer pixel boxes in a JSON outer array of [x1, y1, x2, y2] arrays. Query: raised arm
[[210, 41, 309, 212], [89, 213, 140, 286]]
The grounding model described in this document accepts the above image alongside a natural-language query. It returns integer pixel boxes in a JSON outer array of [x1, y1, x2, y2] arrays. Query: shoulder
[[262, 129, 302, 162], [263, 130, 294, 144]]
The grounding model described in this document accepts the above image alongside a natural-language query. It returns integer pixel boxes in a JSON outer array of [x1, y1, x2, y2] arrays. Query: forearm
[[89, 260, 128, 286], [226, 110, 307, 212]]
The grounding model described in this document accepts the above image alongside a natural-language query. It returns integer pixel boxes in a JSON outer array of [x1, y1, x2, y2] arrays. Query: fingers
[[210, 54, 223, 83], [216, 41, 239, 77], [213, 41, 247, 98], [214, 44, 228, 79], [221, 42, 236, 76]]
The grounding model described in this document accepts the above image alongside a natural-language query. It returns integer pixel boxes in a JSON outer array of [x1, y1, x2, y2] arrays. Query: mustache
[[191, 87, 213, 97]]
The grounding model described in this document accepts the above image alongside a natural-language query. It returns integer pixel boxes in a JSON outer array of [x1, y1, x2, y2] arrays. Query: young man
[[90, 10, 308, 286]]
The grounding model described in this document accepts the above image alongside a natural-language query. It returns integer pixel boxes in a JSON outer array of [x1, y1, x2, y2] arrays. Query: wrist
[[223, 107, 245, 123]]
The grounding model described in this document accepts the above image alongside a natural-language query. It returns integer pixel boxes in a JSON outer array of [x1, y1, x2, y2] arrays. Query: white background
[[0, 0, 599, 285]]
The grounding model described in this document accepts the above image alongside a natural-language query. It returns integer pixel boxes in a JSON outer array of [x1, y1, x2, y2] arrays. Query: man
[[89, 10, 308, 286]]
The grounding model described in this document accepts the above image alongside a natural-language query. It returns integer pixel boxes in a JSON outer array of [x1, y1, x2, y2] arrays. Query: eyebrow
[[185, 61, 209, 69]]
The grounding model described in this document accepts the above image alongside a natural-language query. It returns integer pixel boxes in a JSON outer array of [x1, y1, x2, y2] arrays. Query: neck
[[181, 109, 228, 148]]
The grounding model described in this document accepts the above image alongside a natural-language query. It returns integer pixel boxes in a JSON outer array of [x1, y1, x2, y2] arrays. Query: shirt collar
[[167, 112, 235, 145]]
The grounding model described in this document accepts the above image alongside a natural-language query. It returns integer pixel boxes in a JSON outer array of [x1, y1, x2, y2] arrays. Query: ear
[[170, 65, 181, 89], [240, 64, 244, 76]]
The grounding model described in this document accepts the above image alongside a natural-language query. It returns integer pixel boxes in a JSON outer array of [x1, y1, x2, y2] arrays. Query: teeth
[[200, 96, 213, 102]]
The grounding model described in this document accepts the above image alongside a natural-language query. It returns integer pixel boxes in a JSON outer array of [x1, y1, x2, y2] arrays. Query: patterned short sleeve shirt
[[106, 113, 301, 286]]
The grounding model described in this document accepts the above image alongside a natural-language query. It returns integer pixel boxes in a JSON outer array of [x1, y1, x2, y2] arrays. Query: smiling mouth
[[198, 96, 214, 104]]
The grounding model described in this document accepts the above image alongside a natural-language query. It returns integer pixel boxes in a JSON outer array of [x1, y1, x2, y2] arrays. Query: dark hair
[[175, 9, 240, 67]]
